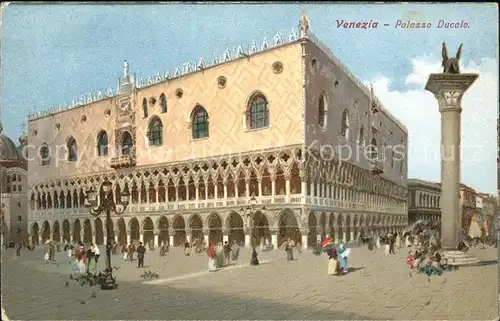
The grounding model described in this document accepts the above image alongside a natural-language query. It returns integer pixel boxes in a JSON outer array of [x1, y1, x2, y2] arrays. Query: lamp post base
[[250, 247, 259, 266], [100, 269, 118, 290]]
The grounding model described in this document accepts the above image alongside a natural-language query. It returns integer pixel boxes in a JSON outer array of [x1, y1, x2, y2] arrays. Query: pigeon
[[91, 292, 96, 298], [427, 277, 431, 283], [69, 275, 73, 280], [65, 281, 69, 288], [80, 300, 86, 304], [425, 300, 431, 306]]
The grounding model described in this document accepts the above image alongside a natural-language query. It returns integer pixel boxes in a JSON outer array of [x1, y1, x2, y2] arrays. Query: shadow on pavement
[[2, 254, 382, 320]]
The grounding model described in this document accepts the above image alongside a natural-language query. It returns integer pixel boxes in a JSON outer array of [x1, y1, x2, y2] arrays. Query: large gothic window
[[40, 144, 50, 166], [121, 131, 133, 156], [142, 98, 148, 118], [358, 126, 365, 148], [160, 94, 167, 113], [318, 93, 326, 128], [97, 131, 108, 157], [67, 137, 77, 162], [191, 105, 209, 139], [341, 109, 349, 139], [247, 93, 269, 129], [148, 117, 163, 146], [370, 138, 378, 159]]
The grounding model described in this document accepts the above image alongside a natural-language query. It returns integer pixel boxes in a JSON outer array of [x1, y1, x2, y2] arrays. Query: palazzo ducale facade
[[26, 13, 408, 250]]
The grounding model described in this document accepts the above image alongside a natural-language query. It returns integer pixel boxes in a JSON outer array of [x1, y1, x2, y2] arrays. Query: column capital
[[425, 73, 478, 110]]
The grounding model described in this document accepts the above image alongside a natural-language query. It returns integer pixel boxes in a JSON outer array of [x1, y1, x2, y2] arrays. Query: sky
[[1, 3, 498, 193]]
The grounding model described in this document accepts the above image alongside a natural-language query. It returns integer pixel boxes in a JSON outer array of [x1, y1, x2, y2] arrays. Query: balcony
[[110, 155, 136, 169], [369, 159, 384, 175]]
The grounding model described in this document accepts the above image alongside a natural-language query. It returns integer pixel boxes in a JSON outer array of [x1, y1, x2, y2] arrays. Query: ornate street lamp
[[84, 180, 130, 290], [243, 196, 262, 266]]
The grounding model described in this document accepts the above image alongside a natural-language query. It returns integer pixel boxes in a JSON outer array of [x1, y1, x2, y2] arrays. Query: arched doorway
[[277, 209, 300, 247], [207, 212, 222, 244], [83, 219, 92, 244], [62, 220, 70, 243], [337, 214, 344, 243], [129, 218, 140, 242], [253, 211, 271, 247], [142, 217, 154, 246], [31, 222, 39, 245], [118, 218, 127, 245], [173, 215, 186, 246], [156, 216, 169, 245], [319, 212, 327, 240], [345, 214, 352, 242], [307, 212, 317, 247], [94, 218, 104, 245], [73, 219, 81, 243], [52, 221, 61, 243], [189, 214, 203, 241], [226, 211, 244, 245], [41, 221, 50, 243], [157, 216, 169, 245]]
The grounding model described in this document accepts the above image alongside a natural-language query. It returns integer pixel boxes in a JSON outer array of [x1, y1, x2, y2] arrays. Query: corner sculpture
[[442, 42, 463, 74]]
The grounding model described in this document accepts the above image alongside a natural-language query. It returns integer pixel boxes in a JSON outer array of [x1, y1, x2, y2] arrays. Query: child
[[406, 251, 415, 276]]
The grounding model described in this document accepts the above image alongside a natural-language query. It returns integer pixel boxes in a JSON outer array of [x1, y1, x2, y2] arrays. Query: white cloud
[[367, 55, 498, 193]]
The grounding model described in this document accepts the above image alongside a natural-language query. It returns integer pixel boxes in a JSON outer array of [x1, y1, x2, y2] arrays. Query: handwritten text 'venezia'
[[336, 20, 379, 29]]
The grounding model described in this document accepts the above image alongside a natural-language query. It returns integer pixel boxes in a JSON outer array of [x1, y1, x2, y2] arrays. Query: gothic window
[[148, 117, 163, 146], [40, 145, 50, 166], [247, 93, 269, 129], [121, 131, 133, 156], [191, 105, 209, 139], [97, 131, 108, 157], [341, 109, 349, 139], [370, 138, 378, 159], [142, 98, 148, 118], [160, 94, 167, 113], [318, 93, 326, 127], [67, 137, 77, 162], [358, 126, 365, 148]]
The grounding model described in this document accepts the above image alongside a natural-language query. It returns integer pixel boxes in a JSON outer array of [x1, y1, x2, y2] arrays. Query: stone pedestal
[[425, 73, 478, 250], [442, 250, 480, 266]]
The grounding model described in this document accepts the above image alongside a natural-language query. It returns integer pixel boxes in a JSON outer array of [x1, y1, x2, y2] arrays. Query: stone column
[[92, 234, 96, 245], [139, 232, 144, 244], [154, 232, 159, 248], [126, 233, 131, 244], [244, 233, 251, 248], [285, 174, 291, 202], [223, 234, 229, 243], [169, 234, 174, 247], [425, 72, 478, 250], [300, 229, 308, 250], [270, 228, 278, 249], [186, 229, 192, 243]]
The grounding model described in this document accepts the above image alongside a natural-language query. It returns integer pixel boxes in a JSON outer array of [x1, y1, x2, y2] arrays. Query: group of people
[[120, 242, 146, 267], [366, 232, 404, 254], [207, 241, 240, 271], [406, 249, 449, 277], [326, 242, 349, 275], [69, 242, 101, 275]]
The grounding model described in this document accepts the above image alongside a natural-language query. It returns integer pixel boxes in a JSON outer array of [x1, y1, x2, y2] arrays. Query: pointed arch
[[340, 109, 349, 139], [97, 130, 108, 157], [148, 116, 163, 146], [120, 131, 133, 156], [160, 93, 167, 113], [191, 105, 209, 139], [142, 98, 148, 118], [318, 92, 327, 128], [67, 136, 78, 161], [246, 92, 269, 129]]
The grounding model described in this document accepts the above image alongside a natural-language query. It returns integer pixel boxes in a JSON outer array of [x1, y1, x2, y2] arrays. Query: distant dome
[[0, 123, 21, 162]]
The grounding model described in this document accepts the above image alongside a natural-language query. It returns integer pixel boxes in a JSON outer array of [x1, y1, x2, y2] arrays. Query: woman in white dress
[[375, 235, 381, 249], [384, 235, 390, 256]]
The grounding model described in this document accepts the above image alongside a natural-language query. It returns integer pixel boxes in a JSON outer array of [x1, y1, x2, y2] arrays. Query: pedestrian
[[326, 247, 338, 275], [159, 241, 166, 257], [184, 241, 191, 256], [16, 242, 21, 257], [223, 241, 232, 266], [93, 244, 100, 263], [128, 242, 136, 261], [230, 240, 240, 261], [389, 235, 396, 254], [136, 242, 146, 268], [337, 242, 349, 273], [207, 242, 217, 271], [49, 241, 55, 262], [384, 235, 390, 256], [121, 244, 128, 261], [215, 242, 224, 268], [283, 238, 295, 261]]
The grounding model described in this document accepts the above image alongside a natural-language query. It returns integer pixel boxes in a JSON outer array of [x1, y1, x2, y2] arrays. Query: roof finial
[[299, 9, 310, 38], [123, 60, 130, 78]]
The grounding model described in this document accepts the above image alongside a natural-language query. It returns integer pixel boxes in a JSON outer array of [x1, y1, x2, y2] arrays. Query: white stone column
[[271, 233, 278, 250], [342, 230, 347, 244], [244, 234, 251, 248], [258, 180, 262, 197], [169, 235, 174, 246], [154, 233, 159, 247], [301, 181, 307, 196], [187, 234, 192, 243], [301, 234, 308, 250], [223, 182, 228, 199], [214, 184, 218, 199], [285, 176, 291, 201], [204, 234, 209, 245], [114, 234, 118, 244], [139, 233, 144, 244], [126, 234, 131, 244], [223, 234, 229, 243], [425, 72, 478, 249], [92, 235, 96, 245]]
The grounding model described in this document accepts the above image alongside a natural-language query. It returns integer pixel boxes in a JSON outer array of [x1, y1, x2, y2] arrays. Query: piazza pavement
[[1, 243, 498, 320]]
